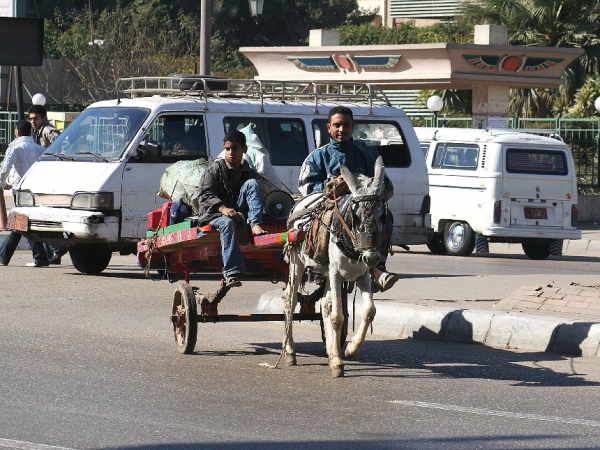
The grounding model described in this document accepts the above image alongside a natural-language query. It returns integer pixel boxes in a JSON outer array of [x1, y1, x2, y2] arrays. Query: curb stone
[[257, 289, 600, 358]]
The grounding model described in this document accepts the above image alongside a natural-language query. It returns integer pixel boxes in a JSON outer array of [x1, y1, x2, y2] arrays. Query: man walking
[[0, 120, 49, 267], [28, 104, 67, 264]]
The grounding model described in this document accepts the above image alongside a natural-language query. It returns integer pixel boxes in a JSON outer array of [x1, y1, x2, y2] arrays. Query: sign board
[[0, 0, 14, 17], [0, 17, 44, 66], [488, 116, 510, 129]]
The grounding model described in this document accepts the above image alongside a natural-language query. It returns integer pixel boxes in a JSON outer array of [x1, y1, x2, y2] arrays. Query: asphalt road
[[1, 251, 600, 449]]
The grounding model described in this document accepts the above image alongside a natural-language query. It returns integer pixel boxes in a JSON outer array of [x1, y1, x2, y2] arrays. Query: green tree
[[461, 0, 600, 117]]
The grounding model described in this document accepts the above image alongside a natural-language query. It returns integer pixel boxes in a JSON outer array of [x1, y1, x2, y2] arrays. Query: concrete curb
[[257, 289, 600, 358]]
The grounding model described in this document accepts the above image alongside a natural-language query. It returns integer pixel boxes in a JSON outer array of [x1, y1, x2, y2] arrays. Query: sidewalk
[[256, 225, 600, 359]]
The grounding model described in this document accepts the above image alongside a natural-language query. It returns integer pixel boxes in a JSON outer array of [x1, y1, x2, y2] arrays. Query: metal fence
[[1, 110, 599, 190]]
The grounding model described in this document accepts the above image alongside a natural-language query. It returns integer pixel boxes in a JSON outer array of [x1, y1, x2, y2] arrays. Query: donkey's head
[[339, 156, 388, 268]]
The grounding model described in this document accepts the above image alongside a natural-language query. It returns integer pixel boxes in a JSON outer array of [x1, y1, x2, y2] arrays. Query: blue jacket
[[298, 137, 393, 198]]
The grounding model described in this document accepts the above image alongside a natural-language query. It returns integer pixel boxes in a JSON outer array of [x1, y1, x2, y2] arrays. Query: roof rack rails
[[116, 77, 392, 114]]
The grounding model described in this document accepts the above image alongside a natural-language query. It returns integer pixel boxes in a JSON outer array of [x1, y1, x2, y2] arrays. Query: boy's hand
[[218, 205, 237, 218]]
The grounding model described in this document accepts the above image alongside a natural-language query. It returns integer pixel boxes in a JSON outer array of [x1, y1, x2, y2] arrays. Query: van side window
[[137, 115, 207, 163], [312, 120, 411, 168], [223, 117, 308, 166], [506, 148, 568, 175], [432, 143, 479, 170]]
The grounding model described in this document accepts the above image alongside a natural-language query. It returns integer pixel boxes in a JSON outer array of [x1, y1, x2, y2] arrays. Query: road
[[1, 249, 600, 449]]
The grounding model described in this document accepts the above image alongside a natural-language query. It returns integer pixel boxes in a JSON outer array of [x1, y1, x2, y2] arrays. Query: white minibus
[[8, 77, 432, 273], [416, 127, 581, 259]]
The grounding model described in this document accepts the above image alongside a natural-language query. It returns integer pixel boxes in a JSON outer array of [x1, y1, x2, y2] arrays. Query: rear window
[[506, 148, 568, 175], [312, 120, 411, 168]]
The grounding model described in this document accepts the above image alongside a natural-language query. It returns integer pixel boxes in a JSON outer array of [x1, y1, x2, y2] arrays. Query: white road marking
[[390, 400, 600, 427], [0, 438, 77, 450]]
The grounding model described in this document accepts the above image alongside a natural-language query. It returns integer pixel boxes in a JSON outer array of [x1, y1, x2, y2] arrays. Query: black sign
[[0, 17, 44, 66]]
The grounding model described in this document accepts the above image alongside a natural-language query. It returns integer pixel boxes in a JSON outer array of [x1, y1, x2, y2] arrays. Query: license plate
[[7, 213, 28, 232], [524, 207, 547, 220]]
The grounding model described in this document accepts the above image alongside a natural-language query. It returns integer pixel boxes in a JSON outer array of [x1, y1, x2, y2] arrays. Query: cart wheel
[[171, 283, 198, 354], [320, 283, 349, 347]]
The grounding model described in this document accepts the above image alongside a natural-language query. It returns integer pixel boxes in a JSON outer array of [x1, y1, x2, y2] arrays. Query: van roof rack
[[116, 76, 392, 113]]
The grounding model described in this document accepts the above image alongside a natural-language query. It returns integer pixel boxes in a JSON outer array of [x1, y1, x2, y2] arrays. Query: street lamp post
[[427, 95, 444, 127], [199, 0, 265, 76], [199, 0, 211, 76]]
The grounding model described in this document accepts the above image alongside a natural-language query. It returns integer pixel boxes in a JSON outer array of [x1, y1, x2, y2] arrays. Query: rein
[[331, 193, 385, 259]]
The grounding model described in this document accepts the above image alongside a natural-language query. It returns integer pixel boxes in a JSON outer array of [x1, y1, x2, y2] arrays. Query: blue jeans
[[0, 231, 48, 265], [209, 179, 263, 278]]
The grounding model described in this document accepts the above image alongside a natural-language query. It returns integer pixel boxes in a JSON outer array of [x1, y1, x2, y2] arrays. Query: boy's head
[[327, 106, 354, 143], [223, 130, 247, 169], [15, 119, 32, 138], [28, 104, 48, 131]]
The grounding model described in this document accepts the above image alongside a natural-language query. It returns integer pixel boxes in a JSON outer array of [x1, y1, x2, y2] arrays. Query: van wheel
[[443, 221, 475, 256], [427, 234, 447, 255], [69, 245, 112, 274], [522, 240, 551, 260]]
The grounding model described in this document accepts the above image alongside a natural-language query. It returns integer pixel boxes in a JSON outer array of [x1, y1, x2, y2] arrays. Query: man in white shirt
[[0, 120, 49, 267]]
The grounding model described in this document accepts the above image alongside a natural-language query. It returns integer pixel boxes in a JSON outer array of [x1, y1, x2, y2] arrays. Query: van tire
[[69, 245, 112, 274], [443, 221, 475, 256], [427, 234, 447, 255], [522, 240, 551, 260]]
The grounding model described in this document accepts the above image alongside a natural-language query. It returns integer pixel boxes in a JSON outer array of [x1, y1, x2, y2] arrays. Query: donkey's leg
[[282, 252, 304, 366], [327, 271, 345, 377], [344, 271, 376, 358]]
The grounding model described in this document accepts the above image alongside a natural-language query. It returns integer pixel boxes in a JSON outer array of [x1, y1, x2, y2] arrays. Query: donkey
[[283, 156, 388, 377]]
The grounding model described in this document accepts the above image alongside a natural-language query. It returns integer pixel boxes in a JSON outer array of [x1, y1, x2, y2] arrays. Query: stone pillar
[[472, 25, 510, 129]]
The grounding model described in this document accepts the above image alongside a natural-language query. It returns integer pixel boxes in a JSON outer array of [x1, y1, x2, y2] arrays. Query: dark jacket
[[194, 158, 257, 225]]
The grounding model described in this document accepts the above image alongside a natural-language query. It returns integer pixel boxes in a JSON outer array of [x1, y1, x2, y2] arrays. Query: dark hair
[[16, 119, 32, 136], [328, 106, 353, 122], [224, 130, 246, 146], [28, 104, 48, 119]]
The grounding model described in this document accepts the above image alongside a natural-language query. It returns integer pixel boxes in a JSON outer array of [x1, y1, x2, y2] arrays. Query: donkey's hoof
[[285, 353, 297, 366], [331, 365, 344, 378]]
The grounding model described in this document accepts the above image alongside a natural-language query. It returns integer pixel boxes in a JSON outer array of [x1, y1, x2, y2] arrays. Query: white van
[[9, 77, 432, 273], [415, 127, 581, 259]]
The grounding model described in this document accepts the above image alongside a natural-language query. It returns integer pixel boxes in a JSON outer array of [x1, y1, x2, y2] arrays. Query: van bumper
[[10, 206, 120, 244], [392, 226, 434, 245], [481, 226, 582, 241]]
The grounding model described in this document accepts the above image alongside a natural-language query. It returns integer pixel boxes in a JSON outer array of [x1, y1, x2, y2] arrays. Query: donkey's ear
[[372, 156, 385, 191], [340, 163, 357, 194]]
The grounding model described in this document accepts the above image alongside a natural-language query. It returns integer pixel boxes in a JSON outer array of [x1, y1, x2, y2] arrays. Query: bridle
[[330, 192, 387, 260]]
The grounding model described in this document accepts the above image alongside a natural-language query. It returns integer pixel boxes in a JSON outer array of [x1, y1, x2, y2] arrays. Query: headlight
[[16, 190, 34, 207], [71, 192, 114, 210]]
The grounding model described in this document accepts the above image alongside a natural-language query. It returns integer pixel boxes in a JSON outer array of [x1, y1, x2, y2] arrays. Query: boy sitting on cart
[[194, 130, 267, 288]]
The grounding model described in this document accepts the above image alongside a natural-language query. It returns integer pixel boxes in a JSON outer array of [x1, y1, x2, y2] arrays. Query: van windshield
[[44, 107, 149, 161]]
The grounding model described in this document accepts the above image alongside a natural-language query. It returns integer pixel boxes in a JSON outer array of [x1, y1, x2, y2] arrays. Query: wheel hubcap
[[448, 224, 465, 249]]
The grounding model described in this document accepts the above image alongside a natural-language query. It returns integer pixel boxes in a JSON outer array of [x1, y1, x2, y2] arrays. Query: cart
[[137, 220, 349, 354]]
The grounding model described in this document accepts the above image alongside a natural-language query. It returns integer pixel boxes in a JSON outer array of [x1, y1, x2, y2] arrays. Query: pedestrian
[[298, 105, 400, 292], [28, 104, 60, 148], [193, 130, 267, 288], [28, 104, 68, 264], [0, 120, 50, 267]]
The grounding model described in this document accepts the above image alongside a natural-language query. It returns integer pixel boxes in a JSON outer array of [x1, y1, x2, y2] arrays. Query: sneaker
[[377, 271, 400, 292], [26, 260, 50, 268], [225, 276, 242, 288], [49, 248, 68, 265]]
